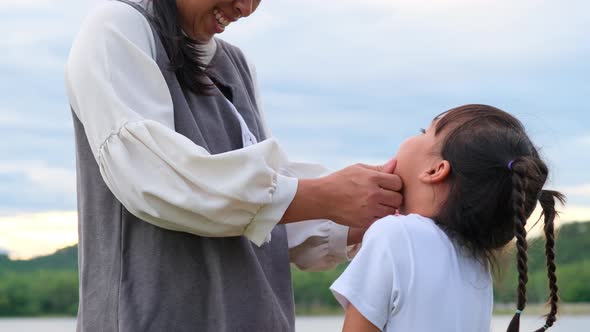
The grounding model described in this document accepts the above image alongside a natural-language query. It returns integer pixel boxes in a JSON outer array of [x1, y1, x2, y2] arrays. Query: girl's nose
[[233, 0, 256, 18]]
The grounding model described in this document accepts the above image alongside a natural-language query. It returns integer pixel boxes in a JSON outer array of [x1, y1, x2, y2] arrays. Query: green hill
[[0, 245, 78, 316], [0, 245, 77, 273], [0, 221, 588, 317]]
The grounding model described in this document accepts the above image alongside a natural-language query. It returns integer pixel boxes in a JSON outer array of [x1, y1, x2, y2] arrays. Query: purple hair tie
[[508, 160, 515, 171]]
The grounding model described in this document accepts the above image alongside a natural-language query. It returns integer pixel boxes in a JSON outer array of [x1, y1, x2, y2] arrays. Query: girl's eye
[[419, 128, 426, 134]]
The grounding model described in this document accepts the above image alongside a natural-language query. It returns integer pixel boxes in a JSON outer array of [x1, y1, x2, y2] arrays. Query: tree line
[[0, 221, 588, 316]]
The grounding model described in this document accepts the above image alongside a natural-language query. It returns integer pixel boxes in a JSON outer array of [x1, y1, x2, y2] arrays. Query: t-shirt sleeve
[[330, 216, 411, 330]]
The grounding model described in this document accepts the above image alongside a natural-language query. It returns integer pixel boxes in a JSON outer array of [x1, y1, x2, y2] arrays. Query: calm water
[[0, 316, 588, 331]]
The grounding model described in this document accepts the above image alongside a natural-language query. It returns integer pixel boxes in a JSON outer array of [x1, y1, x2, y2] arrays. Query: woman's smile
[[213, 8, 234, 30], [177, 0, 261, 41]]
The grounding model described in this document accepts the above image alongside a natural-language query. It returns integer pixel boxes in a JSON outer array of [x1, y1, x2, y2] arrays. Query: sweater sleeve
[[65, 1, 298, 246]]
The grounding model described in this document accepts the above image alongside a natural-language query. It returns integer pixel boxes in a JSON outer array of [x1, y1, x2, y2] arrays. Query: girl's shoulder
[[365, 214, 441, 242]]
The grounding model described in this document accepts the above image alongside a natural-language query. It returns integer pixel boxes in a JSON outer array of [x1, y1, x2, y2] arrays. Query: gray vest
[[72, 2, 294, 331]]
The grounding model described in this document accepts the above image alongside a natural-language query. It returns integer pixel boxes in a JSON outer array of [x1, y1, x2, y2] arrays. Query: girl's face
[[177, 0, 262, 42], [394, 120, 449, 215]]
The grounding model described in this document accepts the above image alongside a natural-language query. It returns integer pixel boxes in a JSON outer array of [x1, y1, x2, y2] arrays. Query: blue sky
[[0, 0, 588, 258]]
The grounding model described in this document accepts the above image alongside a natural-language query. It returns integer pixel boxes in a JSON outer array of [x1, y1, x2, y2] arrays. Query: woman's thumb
[[382, 158, 397, 174], [361, 158, 397, 173]]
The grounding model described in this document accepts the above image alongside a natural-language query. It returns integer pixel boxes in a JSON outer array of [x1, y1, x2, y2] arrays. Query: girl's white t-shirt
[[331, 214, 493, 332]]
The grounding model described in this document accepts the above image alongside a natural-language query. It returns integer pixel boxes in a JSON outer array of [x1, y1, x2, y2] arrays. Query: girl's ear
[[419, 160, 451, 184]]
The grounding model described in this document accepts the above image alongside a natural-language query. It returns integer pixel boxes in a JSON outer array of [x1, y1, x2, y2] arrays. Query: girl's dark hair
[[432, 104, 566, 332], [148, 0, 213, 95]]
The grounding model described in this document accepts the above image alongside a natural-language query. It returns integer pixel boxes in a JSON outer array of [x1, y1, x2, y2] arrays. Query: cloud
[[576, 135, 590, 146], [563, 184, 590, 199], [0, 202, 587, 260], [0, 211, 77, 259], [0, 108, 72, 131], [0, 0, 53, 8], [0, 0, 97, 71], [0, 161, 76, 195], [526, 203, 590, 239], [559, 205, 590, 223], [0, 0, 588, 258], [227, 0, 590, 90]]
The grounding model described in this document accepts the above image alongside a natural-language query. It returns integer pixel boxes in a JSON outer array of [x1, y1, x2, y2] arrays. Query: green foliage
[[0, 222, 588, 316], [493, 221, 590, 304], [291, 264, 348, 314], [0, 270, 78, 317], [0, 245, 79, 317]]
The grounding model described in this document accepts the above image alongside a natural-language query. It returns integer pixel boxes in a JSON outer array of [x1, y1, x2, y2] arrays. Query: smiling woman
[[63, 0, 403, 331], [146, 0, 261, 95]]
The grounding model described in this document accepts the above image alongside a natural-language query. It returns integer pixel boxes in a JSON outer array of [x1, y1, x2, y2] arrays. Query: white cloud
[[0, 0, 588, 258], [0, 0, 98, 70], [563, 184, 590, 198], [0, 108, 72, 131], [0, 161, 75, 195], [559, 204, 590, 223], [576, 135, 590, 146], [225, 0, 590, 88], [526, 203, 590, 238], [0, 202, 586, 260], [0, 0, 53, 8], [0, 211, 77, 259]]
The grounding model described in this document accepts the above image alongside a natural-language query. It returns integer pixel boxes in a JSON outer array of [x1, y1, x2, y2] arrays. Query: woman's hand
[[281, 159, 403, 229], [319, 160, 402, 228]]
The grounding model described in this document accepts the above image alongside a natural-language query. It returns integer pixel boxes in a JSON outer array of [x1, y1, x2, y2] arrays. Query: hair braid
[[507, 162, 529, 332], [532, 190, 565, 332]]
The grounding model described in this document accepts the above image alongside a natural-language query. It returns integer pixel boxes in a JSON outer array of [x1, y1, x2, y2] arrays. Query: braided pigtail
[[532, 190, 565, 332], [506, 160, 530, 332]]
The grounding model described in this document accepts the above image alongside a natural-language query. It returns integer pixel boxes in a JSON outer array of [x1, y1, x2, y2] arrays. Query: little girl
[[331, 105, 564, 332]]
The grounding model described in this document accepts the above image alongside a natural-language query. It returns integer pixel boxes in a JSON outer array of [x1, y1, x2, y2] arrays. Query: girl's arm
[[342, 304, 381, 332]]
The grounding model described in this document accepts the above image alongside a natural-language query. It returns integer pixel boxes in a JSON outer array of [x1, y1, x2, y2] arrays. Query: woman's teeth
[[213, 9, 230, 28]]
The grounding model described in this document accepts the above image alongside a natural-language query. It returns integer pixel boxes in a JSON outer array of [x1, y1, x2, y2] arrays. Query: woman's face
[[177, 0, 262, 42]]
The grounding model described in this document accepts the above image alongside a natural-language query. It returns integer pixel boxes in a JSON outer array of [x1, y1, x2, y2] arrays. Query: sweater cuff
[[328, 223, 362, 261], [328, 222, 355, 263], [244, 174, 298, 246]]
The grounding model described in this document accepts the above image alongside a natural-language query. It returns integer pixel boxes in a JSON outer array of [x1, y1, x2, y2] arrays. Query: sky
[[0, 0, 588, 259]]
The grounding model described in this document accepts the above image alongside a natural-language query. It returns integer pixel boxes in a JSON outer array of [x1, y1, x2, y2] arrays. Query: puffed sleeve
[[65, 2, 298, 246], [280, 162, 360, 271], [246, 60, 358, 270]]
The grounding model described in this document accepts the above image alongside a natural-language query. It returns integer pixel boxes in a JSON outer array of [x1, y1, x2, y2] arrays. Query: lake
[[0, 316, 588, 331]]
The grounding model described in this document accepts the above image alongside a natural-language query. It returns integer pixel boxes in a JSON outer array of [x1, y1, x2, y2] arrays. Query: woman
[[65, 0, 403, 331]]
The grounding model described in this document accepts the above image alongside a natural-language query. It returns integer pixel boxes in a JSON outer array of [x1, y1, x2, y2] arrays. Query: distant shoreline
[[294, 302, 590, 316], [493, 302, 590, 315], [2, 304, 590, 319]]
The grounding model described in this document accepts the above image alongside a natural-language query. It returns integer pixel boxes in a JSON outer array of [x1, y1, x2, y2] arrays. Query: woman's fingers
[[377, 188, 403, 209], [319, 163, 405, 228], [356, 161, 403, 191], [375, 173, 403, 193]]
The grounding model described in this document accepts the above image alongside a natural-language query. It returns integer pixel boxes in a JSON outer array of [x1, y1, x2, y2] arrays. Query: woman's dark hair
[[148, 0, 213, 95], [432, 104, 565, 332]]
